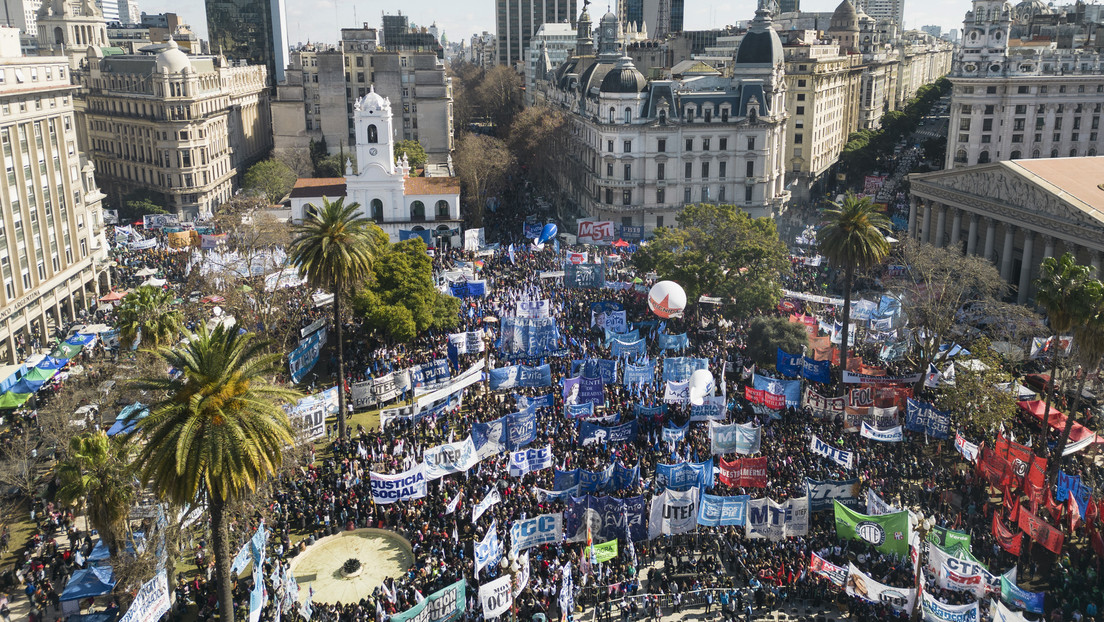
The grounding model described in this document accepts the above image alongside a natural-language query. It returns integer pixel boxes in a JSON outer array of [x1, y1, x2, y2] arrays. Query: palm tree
[[131, 325, 300, 622], [115, 285, 183, 350], [1034, 252, 1096, 463], [56, 431, 135, 557], [1044, 277, 1104, 489], [816, 193, 891, 393], [289, 196, 382, 438]]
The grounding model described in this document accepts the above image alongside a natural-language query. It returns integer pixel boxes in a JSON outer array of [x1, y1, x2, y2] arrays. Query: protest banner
[[809, 552, 848, 587], [709, 421, 761, 455], [697, 494, 749, 526], [369, 464, 427, 504], [921, 590, 979, 622], [834, 501, 910, 556], [746, 496, 809, 540], [423, 437, 480, 480], [647, 488, 699, 539], [118, 571, 170, 622], [390, 579, 467, 622], [810, 435, 853, 469], [509, 514, 563, 555], [718, 457, 767, 488], [806, 478, 862, 512], [844, 563, 916, 613]]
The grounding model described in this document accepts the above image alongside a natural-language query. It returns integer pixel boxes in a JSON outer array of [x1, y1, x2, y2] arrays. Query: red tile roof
[[404, 176, 460, 196], [290, 177, 347, 198]]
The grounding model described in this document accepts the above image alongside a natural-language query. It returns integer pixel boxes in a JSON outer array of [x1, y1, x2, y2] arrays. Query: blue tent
[[106, 403, 148, 437], [60, 566, 116, 602], [6, 377, 44, 395], [88, 533, 144, 563], [65, 333, 96, 347], [36, 356, 69, 370], [68, 612, 117, 622]]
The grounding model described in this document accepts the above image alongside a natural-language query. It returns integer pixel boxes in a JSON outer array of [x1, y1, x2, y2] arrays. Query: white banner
[[647, 488, 699, 539], [479, 575, 513, 618], [921, 591, 979, 622], [810, 435, 853, 469], [369, 464, 427, 504], [993, 599, 1032, 622], [509, 514, 562, 556], [845, 562, 916, 613], [464, 228, 485, 251], [513, 552, 530, 597], [865, 489, 898, 516], [746, 496, 809, 540], [508, 446, 553, 477], [473, 489, 501, 523], [861, 421, 904, 442], [417, 360, 485, 410], [119, 570, 170, 622], [475, 521, 502, 575], [516, 299, 551, 319], [424, 436, 480, 480], [448, 331, 486, 354], [954, 432, 980, 463], [288, 404, 326, 442]]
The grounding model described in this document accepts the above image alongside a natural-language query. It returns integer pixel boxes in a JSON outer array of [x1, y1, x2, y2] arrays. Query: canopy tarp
[[68, 612, 117, 622], [6, 378, 44, 394], [98, 291, 126, 302], [65, 334, 96, 347], [24, 367, 58, 383], [0, 392, 31, 409], [1018, 400, 1101, 444], [60, 566, 116, 601], [52, 343, 83, 359], [36, 356, 69, 370]]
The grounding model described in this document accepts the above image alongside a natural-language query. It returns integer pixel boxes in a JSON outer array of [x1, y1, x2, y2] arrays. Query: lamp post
[[499, 552, 520, 621], [910, 511, 935, 621]]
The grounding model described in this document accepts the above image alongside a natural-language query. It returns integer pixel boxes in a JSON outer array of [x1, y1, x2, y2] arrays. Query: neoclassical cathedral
[[532, 4, 790, 231], [289, 87, 462, 246]]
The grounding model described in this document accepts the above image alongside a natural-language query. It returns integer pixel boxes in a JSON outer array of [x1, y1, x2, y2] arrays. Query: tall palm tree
[[115, 285, 183, 350], [1034, 252, 1096, 462], [817, 193, 891, 393], [56, 431, 135, 557], [289, 196, 382, 438], [1045, 277, 1104, 488], [131, 325, 300, 622]]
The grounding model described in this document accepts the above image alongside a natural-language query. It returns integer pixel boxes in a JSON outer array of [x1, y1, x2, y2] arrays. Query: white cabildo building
[[288, 87, 462, 247]]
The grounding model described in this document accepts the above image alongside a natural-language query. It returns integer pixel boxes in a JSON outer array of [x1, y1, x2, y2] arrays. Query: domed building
[[827, 0, 860, 52], [81, 36, 272, 218], [536, 4, 790, 231]]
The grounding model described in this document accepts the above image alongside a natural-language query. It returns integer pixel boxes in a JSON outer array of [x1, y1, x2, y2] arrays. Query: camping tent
[[0, 392, 31, 409], [60, 565, 116, 602], [106, 403, 148, 437]]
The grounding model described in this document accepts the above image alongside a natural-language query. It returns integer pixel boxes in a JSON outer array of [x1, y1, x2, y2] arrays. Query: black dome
[[600, 65, 646, 93], [735, 29, 783, 65]]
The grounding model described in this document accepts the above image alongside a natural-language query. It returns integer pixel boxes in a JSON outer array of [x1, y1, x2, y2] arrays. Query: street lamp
[[910, 511, 935, 621], [499, 552, 521, 621]]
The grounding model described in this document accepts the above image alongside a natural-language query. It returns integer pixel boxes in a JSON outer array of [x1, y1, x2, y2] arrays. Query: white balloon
[[648, 281, 687, 318], [688, 369, 715, 406]]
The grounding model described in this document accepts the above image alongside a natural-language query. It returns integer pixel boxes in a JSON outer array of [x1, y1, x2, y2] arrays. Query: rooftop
[[1006, 157, 1104, 222], [289, 177, 347, 199], [404, 176, 460, 196]]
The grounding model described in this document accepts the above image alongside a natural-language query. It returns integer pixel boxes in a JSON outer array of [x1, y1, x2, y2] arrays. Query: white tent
[[134, 267, 158, 277]]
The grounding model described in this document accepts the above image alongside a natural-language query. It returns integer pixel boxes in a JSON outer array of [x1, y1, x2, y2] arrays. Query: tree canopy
[[354, 239, 461, 342], [745, 317, 809, 369], [243, 158, 297, 204], [632, 203, 791, 318], [395, 140, 428, 171]]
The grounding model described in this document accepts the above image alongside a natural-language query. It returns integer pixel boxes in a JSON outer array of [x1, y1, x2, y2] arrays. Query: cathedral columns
[[1018, 230, 1036, 304], [933, 203, 946, 247], [966, 213, 979, 256], [949, 209, 962, 248], [1000, 224, 1016, 282]]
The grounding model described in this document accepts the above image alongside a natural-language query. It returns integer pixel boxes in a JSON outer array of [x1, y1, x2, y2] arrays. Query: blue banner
[[399, 229, 432, 244], [509, 446, 553, 477], [449, 280, 487, 298], [522, 222, 542, 239], [1056, 471, 1090, 518], [563, 495, 648, 543], [515, 393, 554, 410], [656, 460, 713, 492], [802, 357, 831, 384], [662, 423, 688, 443], [603, 328, 639, 347], [634, 403, 667, 418], [564, 376, 605, 407], [566, 402, 594, 418], [753, 373, 802, 408], [579, 420, 638, 445], [565, 263, 605, 289], [571, 359, 618, 384], [619, 225, 644, 241], [662, 357, 709, 382], [623, 361, 655, 386], [498, 317, 561, 357], [611, 338, 646, 359], [658, 333, 689, 351], [805, 477, 862, 512], [612, 462, 640, 490], [777, 348, 802, 377], [554, 465, 614, 494], [289, 328, 327, 383], [905, 398, 951, 439], [698, 494, 750, 526], [410, 360, 450, 388], [1000, 575, 1045, 614], [489, 364, 552, 390]]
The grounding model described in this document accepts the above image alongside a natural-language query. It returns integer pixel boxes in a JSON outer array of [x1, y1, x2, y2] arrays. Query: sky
[[140, 0, 969, 48]]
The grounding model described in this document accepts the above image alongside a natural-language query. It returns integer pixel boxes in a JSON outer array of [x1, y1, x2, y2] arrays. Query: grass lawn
[[0, 499, 37, 569]]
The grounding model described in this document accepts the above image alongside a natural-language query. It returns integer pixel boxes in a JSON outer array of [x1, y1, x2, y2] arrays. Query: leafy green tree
[[131, 325, 300, 622], [121, 196, 167, 220], [56, 431, 135, 557], [314, 154, 346, 178], [632, 203, 791, 318], [744, 317, 809, 369], [289, 197, 384, 437], [353, 239, 460, 342], [243, 158, 297, 204], [817, 193, 891, 392], [115, 285, 183, 350], [394, 140, 428, 171], [1043, 275, 1104, 488], [1033, 252, 1097, 469], [935, 338, 1020, 434]]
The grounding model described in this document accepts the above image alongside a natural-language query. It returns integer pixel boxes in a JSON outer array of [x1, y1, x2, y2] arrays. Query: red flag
[[1008, 501, 1020, 523], [978, 447, 1013, 488], [1069, 492, 1083, 532], [1018, 505, 1064, 555], [718, 456, 768, 488], [992, 511, 1023, 555], [1092, 530, 1104, 559], [1046, 488, 1065, 523], [1002, 482, 1017, 513], [1087, 497, 1100, 528]]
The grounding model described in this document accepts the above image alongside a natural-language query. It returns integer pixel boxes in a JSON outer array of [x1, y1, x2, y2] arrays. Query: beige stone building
[[80, 39, 272, 218], [908, 157, 1104, 304], [271, 46, 347, 162], [0, 28, 109, 363]]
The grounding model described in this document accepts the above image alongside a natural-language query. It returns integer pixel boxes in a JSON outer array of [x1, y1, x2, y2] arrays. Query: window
[[623, 140, 631, 152], [719, 186, 726, 202], [703, 138, 710, 151], [684, 162, 692, 179], [1018, 85, 1028, 94], [1015, 105, 1027, 114], [746, 160, 754, 177], [1012, 134, 1023, 143], [435, 200, 449, 219], [701, 162, 709, 178], [684, 187, 691, 202], [371, 198, 383, 221], [685, 138, 693, 151], [1010, 150, 1021, 159], [1051, 149, 1060, 158], [719, 161, 727, 179], [624, 164, 631, 181], [1040, 86, 1047, 94], [797, 79, 806, 87], [607, 162, 614, 177], [657, 162, 665, 179], [623, 190, 632, 205], [984, 105, 995, 115], [982, 119, 993, 131], [986, 86, 996, 94], [410, 200, 425, 220], [745, 186, 753, 202], [960, 119, 971, 131], [367, 124, 378, 143], [719, 138, 727, 150], [1013, 119, 1024, 131], [657, 188, 665, 203], [658, 138, 666, 152], [796, 106, 804, 115], [656, 216, 664, 228], [747, 137, 755, 150], [605, 189, 613, 204], [797, 94, 805, 101], [623, 108, 631, 123], [795, 133, 803, 144]]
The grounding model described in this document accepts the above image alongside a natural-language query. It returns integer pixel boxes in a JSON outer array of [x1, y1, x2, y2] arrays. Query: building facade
[[81, 40, 272, 218], [205, 0, 289, 83], [497, 0, 577, 68], [909, 157, 1104, 303], [944, 0, 1104, 169], [525, 22, 574, 105], [0, 30, 110, 363], [859, 0, 904, 28], [271, 46, 347, 157], [623, 0, 685, 38], [536, 7, 790, 230], [288, 88, 462, 246], [36, 0, 109, 69]]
